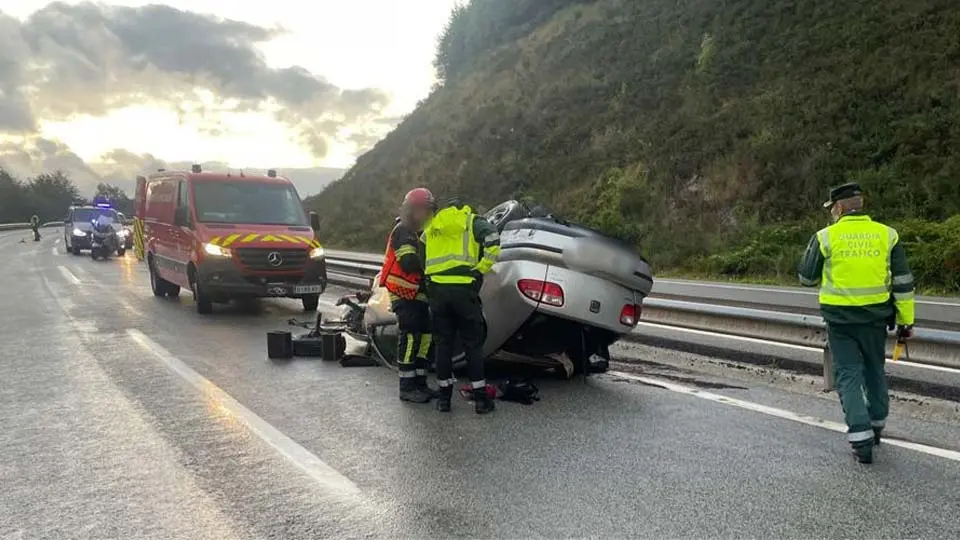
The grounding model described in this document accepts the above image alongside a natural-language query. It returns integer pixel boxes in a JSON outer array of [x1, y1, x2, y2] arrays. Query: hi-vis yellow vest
[[817, 215, 896, 307], [423, 206, 479, 284]]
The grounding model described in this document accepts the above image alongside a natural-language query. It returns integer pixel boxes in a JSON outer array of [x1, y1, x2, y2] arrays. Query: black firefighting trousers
[[428, 283, 486, 389], [392, 299, 432, 382]]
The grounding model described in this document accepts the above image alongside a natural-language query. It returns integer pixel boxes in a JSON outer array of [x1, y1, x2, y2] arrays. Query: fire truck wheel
[[302, 294, 319, 312], [192, 281, 214, 314], [149, 257, 180, 297]]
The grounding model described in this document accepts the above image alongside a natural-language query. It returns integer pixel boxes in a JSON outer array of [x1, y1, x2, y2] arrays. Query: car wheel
[[72, 244, 81, 256], [192, 280, 213, 314], [302, 294, 320, 312]]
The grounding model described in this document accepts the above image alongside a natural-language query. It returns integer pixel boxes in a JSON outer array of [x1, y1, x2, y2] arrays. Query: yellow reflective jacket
[[798, 214, 915, 326]]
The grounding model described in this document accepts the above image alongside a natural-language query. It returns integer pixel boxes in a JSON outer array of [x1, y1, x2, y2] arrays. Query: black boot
[[474, 387, 495, 415], [852, 443, 874, 464], [399, 377, 431, 403], [436, 386, 452, 412], [873, 427, 883, 446], [416, 375, 438, 399]]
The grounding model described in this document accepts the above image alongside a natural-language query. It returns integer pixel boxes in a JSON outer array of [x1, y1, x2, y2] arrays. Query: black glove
[[896, 324, 914, 339]]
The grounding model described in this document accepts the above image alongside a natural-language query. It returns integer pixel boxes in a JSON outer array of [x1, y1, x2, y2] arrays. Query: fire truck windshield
[[193, 181, 308, 226]]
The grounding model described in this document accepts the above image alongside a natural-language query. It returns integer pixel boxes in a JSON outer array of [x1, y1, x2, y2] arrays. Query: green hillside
[[305, 0, 960, 294]]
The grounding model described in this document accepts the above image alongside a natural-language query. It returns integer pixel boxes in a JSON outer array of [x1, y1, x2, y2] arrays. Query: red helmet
[[402, 188, 437, 210]]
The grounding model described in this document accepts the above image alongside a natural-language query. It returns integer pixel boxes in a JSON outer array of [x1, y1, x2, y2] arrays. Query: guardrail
[[0, 222, 68, 232], [0, 220, 133, 232], [322, 249, 960, 387]]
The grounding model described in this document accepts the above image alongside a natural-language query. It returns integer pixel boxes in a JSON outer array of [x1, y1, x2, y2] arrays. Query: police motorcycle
[[334, 199, 654, 377], [89, 217, 122, 261]]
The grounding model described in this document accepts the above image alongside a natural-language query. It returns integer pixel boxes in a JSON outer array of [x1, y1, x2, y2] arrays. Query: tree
[[0, 169, 28, 223], [94, 183, 133, 215], [25, 171, 81, 222]]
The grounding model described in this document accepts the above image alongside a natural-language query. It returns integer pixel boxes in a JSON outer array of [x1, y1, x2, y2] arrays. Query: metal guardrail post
[[822, 345, 835, 391]]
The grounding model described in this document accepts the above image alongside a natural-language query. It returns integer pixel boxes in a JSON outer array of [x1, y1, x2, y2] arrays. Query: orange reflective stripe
[[385, 275, 419, 300], [386, 275, 419, 289]]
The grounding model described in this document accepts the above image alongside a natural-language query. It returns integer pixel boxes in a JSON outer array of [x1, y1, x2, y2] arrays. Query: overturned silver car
[[339, 200, 654, 376]]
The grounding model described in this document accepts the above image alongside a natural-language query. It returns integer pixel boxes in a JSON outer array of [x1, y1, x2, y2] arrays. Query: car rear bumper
[[489, 261, 641, 335], [539, 266, 641, 334], [196, 257, 328, 299]]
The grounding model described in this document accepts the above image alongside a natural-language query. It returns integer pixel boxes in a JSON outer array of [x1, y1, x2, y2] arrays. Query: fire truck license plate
[[293, 285, 323, 295]]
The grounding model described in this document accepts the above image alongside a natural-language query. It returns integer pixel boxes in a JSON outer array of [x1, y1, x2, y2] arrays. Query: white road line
[[609, 370, 960, 462], [58, 266, 80, 285], [126, 329, 361, 495], [894, 359, 960, 375]]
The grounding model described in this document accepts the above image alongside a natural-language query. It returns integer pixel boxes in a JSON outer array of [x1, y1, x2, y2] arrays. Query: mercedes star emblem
[[267, 251, 283, 267]]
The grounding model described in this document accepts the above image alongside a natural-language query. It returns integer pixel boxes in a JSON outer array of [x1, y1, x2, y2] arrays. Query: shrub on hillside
[[897, 216, 960, 294], [694, 216, 960, 295]]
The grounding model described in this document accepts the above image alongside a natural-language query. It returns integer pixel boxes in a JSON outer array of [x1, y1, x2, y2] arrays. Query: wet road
[[2, 233, 960, 539]]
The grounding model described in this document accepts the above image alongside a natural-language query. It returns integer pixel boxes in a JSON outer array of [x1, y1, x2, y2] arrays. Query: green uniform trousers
[[827, 323, 889, 446]]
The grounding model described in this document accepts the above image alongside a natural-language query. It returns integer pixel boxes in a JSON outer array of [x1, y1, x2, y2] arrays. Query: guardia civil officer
[[799, 182, 915, 464]]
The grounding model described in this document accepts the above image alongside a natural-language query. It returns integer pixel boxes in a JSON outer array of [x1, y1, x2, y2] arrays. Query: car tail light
[[517, 279, 565, 307], [620, 304, 641, 326]]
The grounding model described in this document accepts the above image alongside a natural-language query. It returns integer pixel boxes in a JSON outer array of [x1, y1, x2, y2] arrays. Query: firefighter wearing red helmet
[[378, 187, 438, 403]]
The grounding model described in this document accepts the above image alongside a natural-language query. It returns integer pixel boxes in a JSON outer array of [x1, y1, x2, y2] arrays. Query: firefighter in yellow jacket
[[422, 199, 501, 414], [799, 182, 915, 464]]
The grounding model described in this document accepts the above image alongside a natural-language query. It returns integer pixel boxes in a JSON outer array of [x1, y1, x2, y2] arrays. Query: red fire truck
[[135, 165, 327, 314]]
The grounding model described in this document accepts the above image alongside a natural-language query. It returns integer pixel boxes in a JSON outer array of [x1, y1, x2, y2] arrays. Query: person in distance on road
[[798, 182, 916, 464], [422, 198, 501, 414], [30, 214, 41, 241], [378, 188, 439, 403]]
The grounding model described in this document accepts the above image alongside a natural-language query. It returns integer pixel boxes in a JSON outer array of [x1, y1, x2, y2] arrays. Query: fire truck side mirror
[[309, 211, 320, 233]]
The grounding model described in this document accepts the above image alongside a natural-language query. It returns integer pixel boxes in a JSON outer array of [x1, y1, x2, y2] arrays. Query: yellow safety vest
[[817, 215, 896, 307], [423, 206, 480, 284]]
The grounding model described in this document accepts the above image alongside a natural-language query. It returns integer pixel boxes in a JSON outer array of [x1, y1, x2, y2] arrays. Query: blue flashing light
[[95, 202, 112, 208]]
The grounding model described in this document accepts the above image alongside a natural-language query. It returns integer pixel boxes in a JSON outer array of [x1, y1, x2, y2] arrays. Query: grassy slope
[[307, 0, 960, 294]]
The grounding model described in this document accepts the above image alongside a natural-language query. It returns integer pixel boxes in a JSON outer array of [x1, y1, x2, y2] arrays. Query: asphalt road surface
[[3, 232, 960, 539]]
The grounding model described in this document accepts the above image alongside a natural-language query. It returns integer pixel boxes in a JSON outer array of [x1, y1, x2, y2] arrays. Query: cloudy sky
[[0, 0, 459, 194]]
